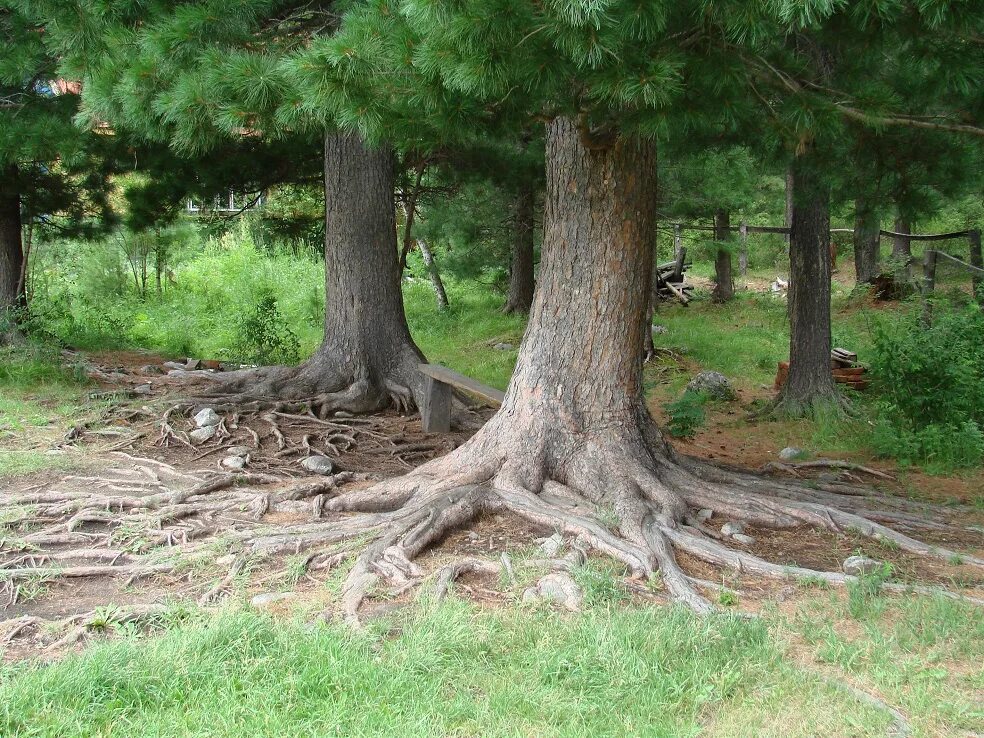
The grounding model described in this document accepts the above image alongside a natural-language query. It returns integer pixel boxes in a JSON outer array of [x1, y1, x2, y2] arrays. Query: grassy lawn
[[0, 347, 95, 478], [1, 584, 979, 737]]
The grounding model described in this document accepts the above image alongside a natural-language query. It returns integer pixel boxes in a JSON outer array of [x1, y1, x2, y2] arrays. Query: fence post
[[921, 249, 938, 326], [738, 222, 748, 276], [969, 229, 982, 304]]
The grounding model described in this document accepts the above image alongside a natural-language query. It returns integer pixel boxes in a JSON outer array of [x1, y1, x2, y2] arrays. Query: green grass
[[0, 599, 906, 738], [0, 346, 93, 478]]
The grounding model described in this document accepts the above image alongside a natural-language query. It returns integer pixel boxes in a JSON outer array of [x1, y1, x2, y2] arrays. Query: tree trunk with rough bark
[[784, 166, 794, 245], [502, 182, 535, 314], [0, 165, 24, 343], [712, 209, 734, 303], [213, 132, 426, 415], [315, 118, 969, 624], [853, 199, 880, 285], [775, 149, 841, 415], [891, 215, 912, 282]]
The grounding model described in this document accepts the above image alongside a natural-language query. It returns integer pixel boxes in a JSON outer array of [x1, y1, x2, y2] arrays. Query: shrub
[[664, 391, 707, 439], [868, 301, 984, 471], [236, 290, 300, 365]]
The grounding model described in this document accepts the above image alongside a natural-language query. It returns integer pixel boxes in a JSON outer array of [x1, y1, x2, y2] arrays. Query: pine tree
[[0, 3, 117, 341], [270, 0, 984, 618], [39, 0, 438, 412]]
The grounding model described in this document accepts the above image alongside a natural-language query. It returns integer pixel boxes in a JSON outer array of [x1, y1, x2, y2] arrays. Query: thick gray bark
[[852, 199, 880, 284], [217, 132, 426, 412], [712, 208, 734, 303], [0, 165, 24, 341], [776, 149, 840, 413], [503, 182, 535, 314]]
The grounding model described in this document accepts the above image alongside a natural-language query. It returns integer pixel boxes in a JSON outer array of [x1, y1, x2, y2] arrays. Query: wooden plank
[[420, 375, 452, 433], [418, 364, 505, 407]]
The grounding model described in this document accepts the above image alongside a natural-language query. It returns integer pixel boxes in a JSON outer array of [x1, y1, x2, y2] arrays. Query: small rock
[[301, 455, 334, 475], [185, 358, 202, 370], [466, 531, 481, 542], [779, 447, 805, 461], [333, 411, 353, 418], [696, 508, 713, 522], [250, 592, 297, 610], [721, 521, 745, 537], [134, 384, 153, 394], [537, 533, 564, 558], [162, 361, 186, 371], [216, 554, 236, 567], [651, 324, 668, 335], [226, 445, 252, 457], [139, 364, 164, 375], [189, 425, 218, 443], [194, 408, 221, 428], [522, 573, 583, 611], [221, 455, 249, 470], [843, 555, 881, 577], [732, 533, 756, 545], [686, 371, 736, 401], [493, 342, 515, 351]]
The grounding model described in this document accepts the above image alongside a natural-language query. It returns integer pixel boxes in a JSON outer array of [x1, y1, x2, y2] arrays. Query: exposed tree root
[[2, 415, 981, 639]]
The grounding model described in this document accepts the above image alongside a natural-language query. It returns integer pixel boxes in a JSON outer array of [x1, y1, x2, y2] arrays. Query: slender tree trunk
[[970, 229, 983, 304], [891, 215, 912, 282], [852, 198, 880, 284], [502, 182, 535, 314], [217, 132, 426, 412], [776, 148, 840, 415], [417, 237, 450, 311], [0, 165, 24, 342], [712, 208, 734, 303], [399, 164, 425, 279]]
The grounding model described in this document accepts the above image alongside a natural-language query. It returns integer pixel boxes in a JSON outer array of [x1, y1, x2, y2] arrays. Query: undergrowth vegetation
[[868, 298, 984, 472]]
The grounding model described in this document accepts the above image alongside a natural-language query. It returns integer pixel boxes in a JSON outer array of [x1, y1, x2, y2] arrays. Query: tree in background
[[0, 3, 118, 342], [40, 0, 443, 413]]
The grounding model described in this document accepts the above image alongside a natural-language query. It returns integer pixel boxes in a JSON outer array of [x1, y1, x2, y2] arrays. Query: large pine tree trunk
[[852, 198, 880, 284], [215, 132, 426, 413], [0, 166, 24, 342], [324, 118, 967, 622], [776, 149, 840, 414], [502, 182, 535, 314], [891, 215, 912, 282], [712, 208, 734, 303]]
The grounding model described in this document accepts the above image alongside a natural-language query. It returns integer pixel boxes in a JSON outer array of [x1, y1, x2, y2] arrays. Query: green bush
[[664, 391, 707, 439], [236, 290, 300, 364], [868, 300, 984, 471]]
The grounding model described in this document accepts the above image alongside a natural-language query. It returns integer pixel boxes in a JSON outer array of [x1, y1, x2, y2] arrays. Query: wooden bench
[[418, 363, 505, 433]]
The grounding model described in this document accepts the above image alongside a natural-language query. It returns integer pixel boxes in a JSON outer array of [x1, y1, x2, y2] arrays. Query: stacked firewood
[[654, 247, 693, 305], [774, 347, 869, 391]]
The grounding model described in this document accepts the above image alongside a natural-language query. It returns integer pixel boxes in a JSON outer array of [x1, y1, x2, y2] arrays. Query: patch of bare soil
[[1, 349, 982, 662]]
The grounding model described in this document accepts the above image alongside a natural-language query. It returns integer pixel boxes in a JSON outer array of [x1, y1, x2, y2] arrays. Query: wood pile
[[774, 347, 869, 391], [655, 247, 693, 305]]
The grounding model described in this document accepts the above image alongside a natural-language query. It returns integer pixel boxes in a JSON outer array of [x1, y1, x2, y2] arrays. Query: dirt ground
[[2, 349, 982, 662]]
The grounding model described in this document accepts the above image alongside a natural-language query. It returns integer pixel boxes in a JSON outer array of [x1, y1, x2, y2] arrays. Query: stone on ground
[[522, 572, 583, 611], [194, 408, 221, 428], [721, 521, 745, 537], [779, 446, 806, 461], [537, 533, 564, 558], [189, 425, 218, 443], [686, 371, 736, 401], [301, 455, 334, 475], [843, 555, 882, 577], [221, 455, 249, 470], [250, 592, 297, 610]]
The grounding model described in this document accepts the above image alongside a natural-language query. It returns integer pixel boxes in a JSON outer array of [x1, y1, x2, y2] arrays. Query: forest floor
[[1, 287, 983, 737]]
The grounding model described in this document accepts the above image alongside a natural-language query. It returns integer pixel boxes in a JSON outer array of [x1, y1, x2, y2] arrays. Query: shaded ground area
[[2, 350, 982, 670]]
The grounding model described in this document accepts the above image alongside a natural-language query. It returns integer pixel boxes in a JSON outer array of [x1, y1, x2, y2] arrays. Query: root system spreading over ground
[[2, 353, 982, 662]]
